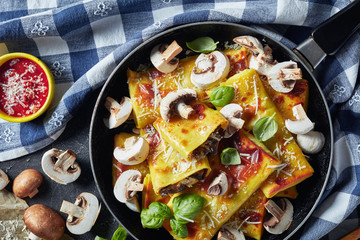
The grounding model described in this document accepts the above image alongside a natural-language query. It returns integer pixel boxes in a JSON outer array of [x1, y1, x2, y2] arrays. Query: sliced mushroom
[[160, 89, 198, 121], [267, 61, 302, 93], [42, 148, 81, 185], [233, 36, 264, 54], [125, 198, 141, 213], [217, 226, 246, 240], [24, 204, 65, 240], [150, 40, 183, 73], [113, 136, 149, 165], [191, 51, 230, 89], [103, 96, 133, 129], [13, 169, 43, 199], [207, 172, 228, 196], [233, 36, 303, 93], [60, 192, 101, 235], [297, 131, 325, 154], [113, 170, 143, 204], [285, 104, 314, 135], [219, 103, 245, 138], [0, 169, 9, 190], [263, 198, 293, 234], [234, 36, 274, 75]]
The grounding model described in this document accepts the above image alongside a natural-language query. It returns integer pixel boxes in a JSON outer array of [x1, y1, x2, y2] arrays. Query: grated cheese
[[253, 79, 258, 115], [283, 136, 293, 146]]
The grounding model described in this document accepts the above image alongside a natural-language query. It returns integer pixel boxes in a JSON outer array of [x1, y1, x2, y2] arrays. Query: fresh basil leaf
[[95, 236, 107, 240], [149, 201, 173, 219], [221, 147, 241, 165], [172, 193, 206, 224], [170, 218, 188, 239], [111, 225, 127, 240], [140, 208, 164, 229], [253, 114, 278, 142], [186, 37, 219, 53], [140, 202, 172, 229], [210, 86, 235, 107]]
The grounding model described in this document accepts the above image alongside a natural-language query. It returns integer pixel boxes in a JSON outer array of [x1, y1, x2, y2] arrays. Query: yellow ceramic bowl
[[0, 52, 55, 123]]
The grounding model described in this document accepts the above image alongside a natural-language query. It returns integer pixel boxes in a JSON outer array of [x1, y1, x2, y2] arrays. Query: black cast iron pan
[[90, 1, 359, 239]]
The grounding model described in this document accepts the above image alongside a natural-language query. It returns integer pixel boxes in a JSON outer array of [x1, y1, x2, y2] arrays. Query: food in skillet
[[107, 36, 325, 240]]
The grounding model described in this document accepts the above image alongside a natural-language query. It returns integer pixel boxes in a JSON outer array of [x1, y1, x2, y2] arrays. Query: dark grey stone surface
[[0, 92, 122, 240]]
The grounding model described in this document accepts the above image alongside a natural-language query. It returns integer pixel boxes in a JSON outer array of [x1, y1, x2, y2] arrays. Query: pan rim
[[89, 21, 334, 240]]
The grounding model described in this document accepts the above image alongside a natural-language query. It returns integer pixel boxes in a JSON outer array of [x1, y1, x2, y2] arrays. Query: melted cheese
[[216, 69, 314, 198], [154, 102, 228, 160]]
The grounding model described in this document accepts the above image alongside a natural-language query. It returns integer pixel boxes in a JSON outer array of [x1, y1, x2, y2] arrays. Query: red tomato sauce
[[0, 58, 49, 117], [285, 80, 308, 98]]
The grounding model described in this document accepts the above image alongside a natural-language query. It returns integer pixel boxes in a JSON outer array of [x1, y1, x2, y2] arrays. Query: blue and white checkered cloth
[[0, 0, 359, 239]]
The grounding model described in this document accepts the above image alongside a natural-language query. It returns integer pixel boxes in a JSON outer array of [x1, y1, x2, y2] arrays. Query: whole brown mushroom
[[13, 169, 43, 198], [23, 204, 65, 240]]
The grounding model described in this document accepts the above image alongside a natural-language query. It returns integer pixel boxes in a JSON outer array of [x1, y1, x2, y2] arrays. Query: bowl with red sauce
[[0, 52, 55, 122]]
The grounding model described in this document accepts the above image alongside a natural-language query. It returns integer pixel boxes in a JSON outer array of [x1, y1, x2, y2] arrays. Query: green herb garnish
[[170, 218, 189, 239], [140, 202, 172, 229], [253, 113, 278, 142], [140, 193, 206, 239], [95, 225, 127, 240], [186, 37, 219, 53], [210, 86, 235, 107], [221, 147, 241, 165]]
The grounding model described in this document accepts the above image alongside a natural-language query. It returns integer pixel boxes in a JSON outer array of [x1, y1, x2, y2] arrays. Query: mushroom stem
[[292, 104, 307, 120], [28, 232, 42, 240], [161, 41, 183, 63], [264, 199, 285, 224], [280, 68, 302, 80], [28, 188, 39, 199], [60, 200, 85, 219], [207, 172, 228, 196], [176, 101, 195, 119], [127, 181, 144, 192], [54, 150, 76, 172]]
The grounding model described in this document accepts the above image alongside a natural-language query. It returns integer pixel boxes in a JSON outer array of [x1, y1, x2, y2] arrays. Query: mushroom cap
[[248, 53, 274, 76], [13, 169, 43, 198], [42, 148, 81, 185], [219, 103, 245, 138], [114, 169, 142, 203], [233, 35, 264, 55], [125, 197, 141, 212], [218, 226, 245, 240], [0, 169, 10, 190], [150, 42, 181, 73], [190, 51, 230, 89], [207, 172, 228, 196], [160, 89, 197, 121], [65, 192, 101, 235], [23, 204, 65, 240], [297, 131, 325, 154], [103, 96, 133, 129], [285, 104, 314, 135], [113, 136, 149, 165], [267, 61, 302, 93], [264, 198, 293, 234]]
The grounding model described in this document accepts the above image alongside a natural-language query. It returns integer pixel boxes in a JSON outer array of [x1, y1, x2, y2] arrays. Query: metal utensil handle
[[294, 0, 360, 71]]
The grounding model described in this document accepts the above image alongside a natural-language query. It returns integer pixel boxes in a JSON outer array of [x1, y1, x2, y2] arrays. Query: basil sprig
[[210, 86, 235, 107], [95, 225, 127, 240], [141, 202, 172, 229], [170, 218, 188, 239], [172, 193, 207, 224], [186, 36, 219, 53], [253, 113, 278, 142], [140, 193, 206, 239], [221, 147, 241, 165]]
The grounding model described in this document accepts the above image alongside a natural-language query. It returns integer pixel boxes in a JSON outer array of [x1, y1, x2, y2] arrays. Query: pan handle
[[293, 0, 360, 71]]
